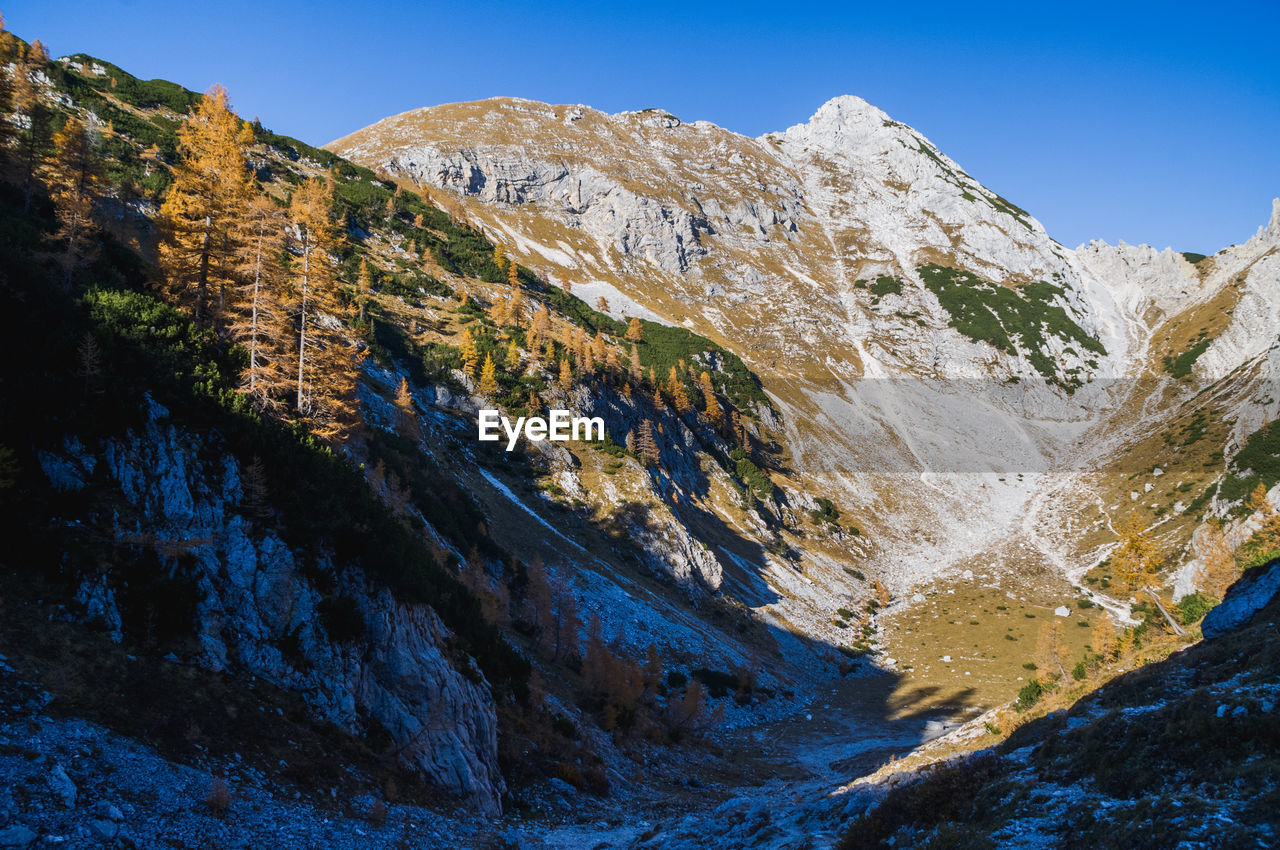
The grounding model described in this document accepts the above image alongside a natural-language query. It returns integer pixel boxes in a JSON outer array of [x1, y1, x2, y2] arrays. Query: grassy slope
[[840, 584, 1280, 849]]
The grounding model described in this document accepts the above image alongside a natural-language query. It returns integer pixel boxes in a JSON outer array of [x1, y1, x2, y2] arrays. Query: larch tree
[[356, 259, 373, 324], [595, 296, 610, 313], [45, 116, 101, 289], [231, 193, 290, 408], [12, 39, 52, 213], [507, 258, 519, 288], [668, 367, 692, 414], [558, 358, 573, 392], [636, 420, 660, 466], [1196, 524, 1239, 601], [478, 354, 500, 397], [1034, 618, 1067, 683], [625, 316, 644, 343], [289, 174, 361, 443], [393, 377, 420, 441], [459, 327, 479, 377], [698, 371, 723, 425], [159, 84, 254, 325], [1091, 612, 1118, 666]]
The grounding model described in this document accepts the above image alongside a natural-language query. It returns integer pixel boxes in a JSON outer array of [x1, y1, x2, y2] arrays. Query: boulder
[[1202, 558, 1280, 639]]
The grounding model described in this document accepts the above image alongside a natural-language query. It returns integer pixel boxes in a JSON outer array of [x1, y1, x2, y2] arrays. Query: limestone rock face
[[1202, 558, 1280, 639], [39, 397, 505, 816]]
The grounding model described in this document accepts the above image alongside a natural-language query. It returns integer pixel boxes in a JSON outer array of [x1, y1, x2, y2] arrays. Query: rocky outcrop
[[1201, 557, 1280, 639], [39, 396, 505, 816]]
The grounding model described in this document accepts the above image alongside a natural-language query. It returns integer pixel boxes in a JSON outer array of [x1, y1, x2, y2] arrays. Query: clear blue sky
[[8, 0, 1278, 252]]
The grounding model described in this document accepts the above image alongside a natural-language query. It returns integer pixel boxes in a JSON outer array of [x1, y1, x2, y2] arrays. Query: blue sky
[[9, 1, 1278, 252]]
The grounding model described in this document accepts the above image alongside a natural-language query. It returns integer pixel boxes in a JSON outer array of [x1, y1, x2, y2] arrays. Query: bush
[[1175, 591, 1216, 625], [1015, 679, 1046, 711]]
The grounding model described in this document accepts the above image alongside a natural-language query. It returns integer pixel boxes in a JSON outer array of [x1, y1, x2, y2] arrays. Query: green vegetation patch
[[919, 263, 1105, 387]]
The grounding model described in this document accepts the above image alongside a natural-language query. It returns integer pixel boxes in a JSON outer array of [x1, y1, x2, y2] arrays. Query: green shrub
[[1015, 679, 1047, 711], [1175, 592, 1216, 625]]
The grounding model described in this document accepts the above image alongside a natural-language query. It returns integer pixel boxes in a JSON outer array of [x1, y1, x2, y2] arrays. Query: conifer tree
[[459, 327, 479, 377], [509, 285, 525, 328], [1112, 515, 1163, 593], [159, 85, 254, 325], [356, 259, 373, 324], [493, 243, 506, 269], [393, 377, 419, 440], [636, 420, 660, 466], [1091, 612, 1117, 666], [12, 39, 52, 213], [1034, 619, 1067, 683], [231, 193, 289, 408], [668, 367, 692, 414], [698, 371, 723, 425], [533, 303, 551, 337], [595, 296, 610, 313], [558, 358, 573, 392], [479, 354, 499, 397], [45, 116, 101, 289], [505, 337, 521, 370], [630, 343, 643, 381], [289, 174, 360, 443], [625, 316, 644, 343], [549, 568, 581, 661], [507, 258, 519, 288], [1197, 524, 1239, 600]]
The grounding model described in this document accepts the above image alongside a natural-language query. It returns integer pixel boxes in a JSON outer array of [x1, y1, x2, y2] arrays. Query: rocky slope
[[332, 95, 1280, 665]]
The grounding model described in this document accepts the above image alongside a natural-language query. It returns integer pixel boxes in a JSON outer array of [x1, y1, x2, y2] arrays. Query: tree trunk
[[1143, 587, 1187, 636]]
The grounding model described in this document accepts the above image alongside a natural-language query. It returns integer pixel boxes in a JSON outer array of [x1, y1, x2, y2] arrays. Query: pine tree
[[159, 85, 254, 325], [479, 354, 499, 397], [12, 39, 52, 214], [45, 116, 101, 289], [636, 420, 660, 466], [289, 174, 360, 443], [625, 316, 644, 342], [231, 193, 289, 408]]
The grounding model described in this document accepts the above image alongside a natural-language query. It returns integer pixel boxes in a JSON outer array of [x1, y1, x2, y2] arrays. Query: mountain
[[0, 24, 1278, 848], [331, 95, 1280, 695]]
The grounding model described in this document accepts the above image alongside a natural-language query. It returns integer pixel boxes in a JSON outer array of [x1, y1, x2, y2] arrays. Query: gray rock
[[47, 763, 76, 808], [1202, 558, 1280, 639], [93, 802, 124, 822], [88, 820, 118, 841], [0, 825, 37, 847]]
